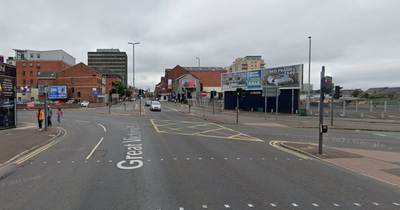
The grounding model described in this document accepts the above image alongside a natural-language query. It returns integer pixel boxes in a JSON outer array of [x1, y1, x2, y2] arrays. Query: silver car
[[81, 101, 90, 107], [150, 101, 161, 111]]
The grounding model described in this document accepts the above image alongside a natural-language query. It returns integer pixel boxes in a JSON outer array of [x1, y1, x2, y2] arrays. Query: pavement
[[2, 101, 399, 188]]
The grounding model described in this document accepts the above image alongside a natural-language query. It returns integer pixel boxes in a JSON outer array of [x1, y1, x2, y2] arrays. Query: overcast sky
[[1, 0, 399, 91]]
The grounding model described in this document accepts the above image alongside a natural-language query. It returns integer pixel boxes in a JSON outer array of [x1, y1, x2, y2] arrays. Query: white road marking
[[292, 203, 299, 207], [248, 204, 254, 208], [199, 158, 202, 160], [76, 120, 90, 123], [202, 205, 208, 208], [98, 123, 107, 132], [109, 160, 112, 162], [57, 161, 60, 163], [97, 160, 100, 162], [312, 203, 319, 207], [71, 161, 74, 163], [187, 158, 190, 160], [224, 158, 228, 160], [372, 202, 380, 206], [86, 137, 104, 159], [249, 158, 252, 160], [274, 158, 278, 160], [393, 202, 400, 206], [161, 159, 164, 161], [224, 204, 230, 208], [262, 158, 265, 160], [30, 162, 33, 164], [43, 162, 47, 164], [373, 133, 386, 137], [237, 158, 240, 160], [270, 203, 277, 207], [211, 158, 214, 160], [174, 158, 177, 160], [179, 207, 184, 210], [354, 203, 361, 206], [287, 158, 291, 160], [148, 159, 151, 161]]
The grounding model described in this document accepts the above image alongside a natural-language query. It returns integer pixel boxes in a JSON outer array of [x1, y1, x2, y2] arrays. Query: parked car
[[145, 100, 152, 106], [81, 101, 90, 107], [66, 98, 82, 104], [150, 101, 161, 111]]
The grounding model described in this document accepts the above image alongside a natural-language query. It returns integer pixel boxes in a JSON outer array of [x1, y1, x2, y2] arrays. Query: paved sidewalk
[[0, 122, 60, 167], [166, 101, 400, 187]]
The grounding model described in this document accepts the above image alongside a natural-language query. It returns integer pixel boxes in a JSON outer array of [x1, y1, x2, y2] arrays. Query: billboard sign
[[48, 86, 67, 99], [221, 72, 247, 91], [221, 64, 303, 91], [247, 70, 261, 90], [168, 79, 172, 89], [17, 85, 31, 93], [182, 80, 196, 88]]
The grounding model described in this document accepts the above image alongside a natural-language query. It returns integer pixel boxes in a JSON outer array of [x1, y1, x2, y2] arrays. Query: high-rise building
[[229, 56, 265, 72], [87, 49, 128, 85]]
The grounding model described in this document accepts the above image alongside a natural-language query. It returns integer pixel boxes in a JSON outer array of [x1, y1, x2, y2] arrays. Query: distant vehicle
[[130, 98, 135, 101], [145, 100, 152, 106], [81, 101, 89, 107], [66, 98, 82, 104], [150, 101, 161, 111]]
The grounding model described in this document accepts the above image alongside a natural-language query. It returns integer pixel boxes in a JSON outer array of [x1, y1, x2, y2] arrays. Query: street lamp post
[[307, 36, 312, 115], [128, 42, 140, 91], [196, 57, 200, 100]]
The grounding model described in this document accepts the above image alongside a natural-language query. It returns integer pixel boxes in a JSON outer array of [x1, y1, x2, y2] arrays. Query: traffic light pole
[[331, 83, 334, 126], [319, 66, 325, 155], [236, 94, 239, 124]]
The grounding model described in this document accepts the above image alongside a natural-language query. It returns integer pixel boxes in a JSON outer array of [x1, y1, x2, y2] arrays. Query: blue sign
[[247, 70, 261, 89], [49, 86, 67, 99], [93, 90, 99, 96]]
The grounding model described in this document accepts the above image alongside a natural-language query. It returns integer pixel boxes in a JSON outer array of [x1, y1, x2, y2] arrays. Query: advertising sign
[[247, 70, 261, 90], [17, 85, 31, 93], [168, 79, 172, 89], [221, 72, 247, 91], [220, 64, 303, 91], [0, 77, 15, 98], [48, 86, 67, 99], [261, 64, 302, 89], [182, 80, 196, 88]]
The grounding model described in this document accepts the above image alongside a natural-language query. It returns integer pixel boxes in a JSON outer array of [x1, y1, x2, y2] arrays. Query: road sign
[[93, 90, 99, 95], [201, 91, 207, 97], [262, 86, 281, 97]]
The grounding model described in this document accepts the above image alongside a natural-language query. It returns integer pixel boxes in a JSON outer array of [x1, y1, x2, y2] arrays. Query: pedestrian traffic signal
[[334, 86, 343, 99], [236, 88, 243, 100], [321, 76, 332, 94]]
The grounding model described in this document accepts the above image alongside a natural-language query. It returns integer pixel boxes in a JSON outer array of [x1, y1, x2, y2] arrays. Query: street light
[[128, 42, 140, 90], [307, 36, 312, 114], [196, 57, 201, 94]]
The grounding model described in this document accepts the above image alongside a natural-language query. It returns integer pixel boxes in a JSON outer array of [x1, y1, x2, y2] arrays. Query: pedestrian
[[36, 108, 44, 131], [47, 105, 53, 127], [56, 107, 64, 126]]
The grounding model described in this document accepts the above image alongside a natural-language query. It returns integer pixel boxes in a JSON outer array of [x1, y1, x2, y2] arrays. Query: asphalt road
[[0, 101, 399, 209]]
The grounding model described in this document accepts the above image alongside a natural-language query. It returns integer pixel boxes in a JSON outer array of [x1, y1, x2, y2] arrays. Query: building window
[[30, 71, 33, 76], [30, 79, 33, 84], [22, 62, 26, 67], [23, 79, 26, 84], [29, 63, 33, 67], [30, 53, 33, 58], [37, 62, 40, 68], [71, 78, 74, 84], [37, 53, 40, 58], [63, 63, 65, 68], [37, 71, 41, 76], [72, 87, 74, 93], [23, 71, 26, 76]]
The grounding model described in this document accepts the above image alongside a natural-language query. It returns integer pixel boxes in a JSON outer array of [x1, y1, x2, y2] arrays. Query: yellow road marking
[[150, 119, 264, 142], [269, 140, 312, 160], [15, 127, 68, 164]]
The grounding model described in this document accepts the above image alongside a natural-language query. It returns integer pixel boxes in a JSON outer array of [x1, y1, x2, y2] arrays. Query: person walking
[[36, 108, 44, 131], [47, 105, 53, 127], [56, 107, 64, 126]]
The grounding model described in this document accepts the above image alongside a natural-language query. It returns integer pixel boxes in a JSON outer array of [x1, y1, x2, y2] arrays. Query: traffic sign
[[201, 91, 207, 97]]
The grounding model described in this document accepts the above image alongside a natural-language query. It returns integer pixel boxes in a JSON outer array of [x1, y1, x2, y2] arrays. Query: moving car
[[81, 101, 89, 107], [150, 101, 161, 111]]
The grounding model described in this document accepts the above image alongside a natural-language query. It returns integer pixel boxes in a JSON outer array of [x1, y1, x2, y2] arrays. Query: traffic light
[[210, 90, 216, 99], [77, 92, 81, 97], [334, 86, 343, 99], [138, 89, 143, 96], [236, 88, 243, 100], [321, 76, 332, 94]]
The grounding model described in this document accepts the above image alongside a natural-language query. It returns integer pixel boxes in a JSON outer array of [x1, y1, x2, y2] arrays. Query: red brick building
[[57, 63, 105, 102]]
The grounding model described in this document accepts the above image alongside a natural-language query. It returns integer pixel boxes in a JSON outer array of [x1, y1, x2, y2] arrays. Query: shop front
[[0, 62, 17, 130]]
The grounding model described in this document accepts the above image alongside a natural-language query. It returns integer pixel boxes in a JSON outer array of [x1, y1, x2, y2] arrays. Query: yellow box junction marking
[[150, 119, 264, 142], [15, 127, 68, 164]]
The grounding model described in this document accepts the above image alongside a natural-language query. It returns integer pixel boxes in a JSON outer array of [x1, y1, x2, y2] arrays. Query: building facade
[[229, 56, 265, 73], [6, 49, 75, 102], [88, 49, 128, 85], [57, 63, 106, 103]]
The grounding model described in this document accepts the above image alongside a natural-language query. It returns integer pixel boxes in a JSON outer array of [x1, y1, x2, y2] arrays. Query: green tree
[[370, 93, 388, 99], [352, 89, 363, 97], [112, 81, 127, 96], [363, 93, 370, 98]]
